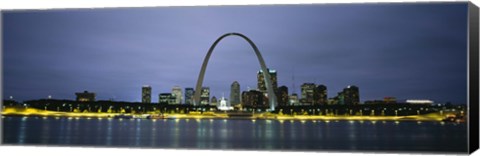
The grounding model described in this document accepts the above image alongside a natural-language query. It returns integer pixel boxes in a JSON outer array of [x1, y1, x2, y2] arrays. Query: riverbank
[[1, 107, 446, 121]]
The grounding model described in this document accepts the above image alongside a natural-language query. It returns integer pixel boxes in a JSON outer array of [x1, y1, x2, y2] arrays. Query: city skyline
[[3, 3, 468, 104]]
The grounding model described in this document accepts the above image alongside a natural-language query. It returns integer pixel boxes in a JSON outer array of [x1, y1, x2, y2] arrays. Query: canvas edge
[[468, 1, 480, 154]]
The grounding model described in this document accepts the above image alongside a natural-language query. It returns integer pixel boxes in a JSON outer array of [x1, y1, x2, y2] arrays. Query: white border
[[0, 0, 476, 10], [0, 0, 478, 156]]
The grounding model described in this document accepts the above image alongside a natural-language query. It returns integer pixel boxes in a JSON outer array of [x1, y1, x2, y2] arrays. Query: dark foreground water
[[2, 116, 467, 153]]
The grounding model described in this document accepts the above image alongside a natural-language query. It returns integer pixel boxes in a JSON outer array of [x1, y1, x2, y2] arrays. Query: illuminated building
[[289, 93, 299, 105], [200, 87, 210, 105], [211, 96, 218, 106], [172, 86, 182, 104], [185, 88, 194, 105], [75, 91, 96, 102], [276, 85, 289, 106], [242, 90, 267, 107], [384, 97, 397, 104], [159, 93, 176, 105], [406, 99, 433, 105], [332, 92, 345, 105], [141, 85, 152, 103], [257, 68, 277, 93], [343, 85, 360, 105], [218, 96, 233, 111], [230, 81, 241, 106], [315, 85, 328, 105], [300, 83, 316, 105]]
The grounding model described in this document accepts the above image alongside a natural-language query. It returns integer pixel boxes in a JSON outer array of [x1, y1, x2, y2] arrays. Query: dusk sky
[[2, 3, 468, 104]]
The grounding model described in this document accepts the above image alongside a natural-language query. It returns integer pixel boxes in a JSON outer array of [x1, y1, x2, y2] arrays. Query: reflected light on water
[[106, 118, 113, 146], [2, 117, 468, 151], [18, 117, 26, 144]]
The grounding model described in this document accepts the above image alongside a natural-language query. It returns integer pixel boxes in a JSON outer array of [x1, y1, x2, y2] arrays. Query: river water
[[1, 116, 467, 153]]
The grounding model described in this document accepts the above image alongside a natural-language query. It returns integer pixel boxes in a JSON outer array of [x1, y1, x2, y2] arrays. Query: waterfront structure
[[289, 93, 299, 105], [384, 97, 397, 104], [406, 99, 433, 105], [276, 85, 289, 106], [141, 85, 152, 103], [75, 91, 96, 102], [200, 87, 210, 105], [211, 96, 218, 106], [242, 90, 267, 107], [230, 81, 241, 106], [300, 83, 316, 105], [172, 86, 182, 104], [185, 88, 194, 105], [257, 68, 278, 93], [315, 85, 328, 105], [159, 93, 176, 105], [343, 85, 360, 105], [193, 33, 277, 111]]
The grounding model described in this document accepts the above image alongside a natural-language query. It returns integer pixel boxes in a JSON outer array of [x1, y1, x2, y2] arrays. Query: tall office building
[[242, 90, 267, 107], [171, 86, 182, 104], [185, 88, 194, 105], [315, 85, 328, 105], [200, 87, 210, 105], [343, 85, 360, 105], [230, 81, 241, 106], [276, 85, 289, 106], [257, 68, 278, 93], [300, 83, 316, 105], [141, 85, 152, 103]]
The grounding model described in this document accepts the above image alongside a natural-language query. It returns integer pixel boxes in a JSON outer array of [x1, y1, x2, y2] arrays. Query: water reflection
[[2, 116, 468, 153]]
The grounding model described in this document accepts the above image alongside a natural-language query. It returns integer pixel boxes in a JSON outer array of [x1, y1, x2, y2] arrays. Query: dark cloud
[[2, 3, 468, 104]]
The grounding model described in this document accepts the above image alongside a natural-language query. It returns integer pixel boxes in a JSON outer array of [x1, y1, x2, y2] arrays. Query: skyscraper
[[315, 84, 328, 105], [276, 85, 289, 106], [257, 68, 278, 93], [172, 86, 182, 104], [343, 85, 360, 105], [230, 81, 241, 106], [300, 83, 316, 105], [242, 90, 267, 107], [185, 88, 194, 105], [142, 85, 152, 103], [200, 87, 210, 105]]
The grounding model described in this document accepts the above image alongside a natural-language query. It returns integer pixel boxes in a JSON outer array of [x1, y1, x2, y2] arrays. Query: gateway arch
[[193, 32, 277, 111]]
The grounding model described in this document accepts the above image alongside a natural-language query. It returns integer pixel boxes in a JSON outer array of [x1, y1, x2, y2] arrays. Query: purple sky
[[2, 3, 468, 104]]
